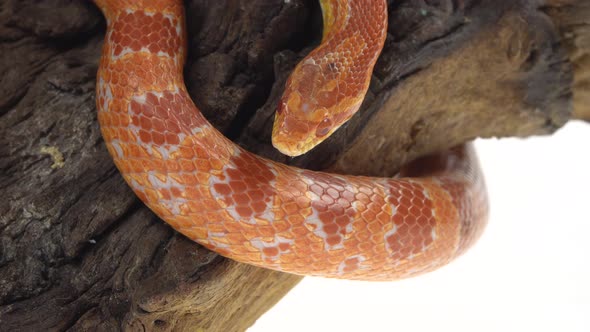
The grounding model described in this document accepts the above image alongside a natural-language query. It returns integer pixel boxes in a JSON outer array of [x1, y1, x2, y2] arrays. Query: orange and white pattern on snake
[[94, 0, 489, 281], [272, 0, 388, 156]]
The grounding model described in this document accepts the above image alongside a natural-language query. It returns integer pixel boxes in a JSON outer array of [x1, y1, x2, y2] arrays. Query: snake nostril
[[276, 104, 284, 115]]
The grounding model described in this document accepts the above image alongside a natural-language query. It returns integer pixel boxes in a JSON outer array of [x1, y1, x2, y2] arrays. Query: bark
[[544, 0, 590, 121], [0, 0, 582, 331]]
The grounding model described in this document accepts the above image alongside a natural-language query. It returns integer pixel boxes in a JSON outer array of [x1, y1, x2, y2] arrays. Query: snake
[[94, 0, 489, 281]]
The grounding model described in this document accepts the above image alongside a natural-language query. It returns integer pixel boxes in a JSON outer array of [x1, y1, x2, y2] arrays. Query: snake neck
[[319, 0, 349, 42]]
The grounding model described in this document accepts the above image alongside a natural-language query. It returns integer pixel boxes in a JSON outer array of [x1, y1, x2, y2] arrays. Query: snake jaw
[[271, 100, 357, 156], [271, 112, 318, 157]]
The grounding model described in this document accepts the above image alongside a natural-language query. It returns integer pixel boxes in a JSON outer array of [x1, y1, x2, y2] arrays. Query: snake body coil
[[94, 0, 489, 280]]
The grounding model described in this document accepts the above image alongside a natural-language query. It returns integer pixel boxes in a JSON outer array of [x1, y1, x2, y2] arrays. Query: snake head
[[271, 59, 361, 157], [272, 93, 336, 157]]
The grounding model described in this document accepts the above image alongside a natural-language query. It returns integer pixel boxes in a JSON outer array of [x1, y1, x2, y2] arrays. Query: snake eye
[[316, 117, 333, 137]]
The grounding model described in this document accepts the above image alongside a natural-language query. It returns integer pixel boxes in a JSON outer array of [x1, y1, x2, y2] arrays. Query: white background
[[250, 121, 590, 332]]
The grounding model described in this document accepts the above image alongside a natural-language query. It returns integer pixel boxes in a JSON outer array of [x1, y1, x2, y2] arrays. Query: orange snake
[[94, 0, 489, 280]]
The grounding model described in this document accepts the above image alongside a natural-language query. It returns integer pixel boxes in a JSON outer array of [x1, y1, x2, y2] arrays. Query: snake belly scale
[[94, 0, 489, 281]]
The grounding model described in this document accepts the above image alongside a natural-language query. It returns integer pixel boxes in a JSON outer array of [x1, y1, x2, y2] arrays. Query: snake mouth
[[272, 105, 321, 156], [271, 130, 316, 157]]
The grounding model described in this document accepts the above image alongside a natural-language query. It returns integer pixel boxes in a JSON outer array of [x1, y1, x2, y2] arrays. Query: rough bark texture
[[544, 0, 590, 121], [0, 0, 583, 331]]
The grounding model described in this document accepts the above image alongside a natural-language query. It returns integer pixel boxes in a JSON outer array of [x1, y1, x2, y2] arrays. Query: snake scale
[[94, 0, 489, 281]]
